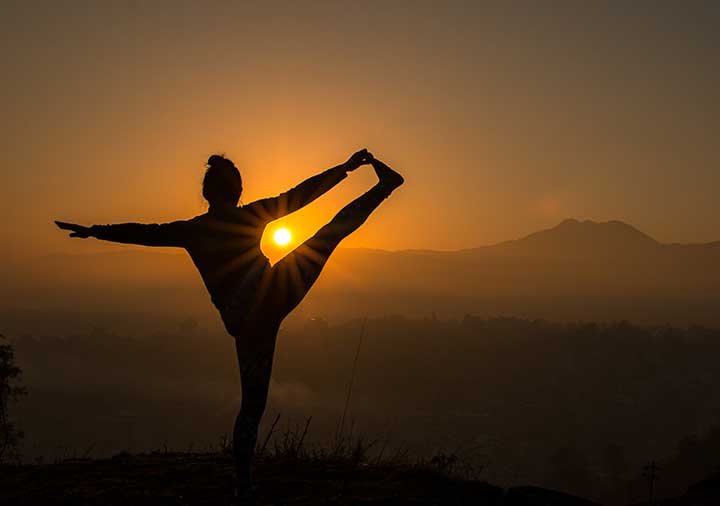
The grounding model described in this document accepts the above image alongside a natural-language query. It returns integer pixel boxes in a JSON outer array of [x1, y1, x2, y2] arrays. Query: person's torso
[[183, 207, 270, 310]]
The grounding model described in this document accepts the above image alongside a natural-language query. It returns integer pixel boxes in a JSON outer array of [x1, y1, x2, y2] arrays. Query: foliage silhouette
[[0, 334, 26, 463]]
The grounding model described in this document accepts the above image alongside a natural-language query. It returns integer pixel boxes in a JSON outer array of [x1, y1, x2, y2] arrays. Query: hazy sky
[[2, 1, 719, 262]]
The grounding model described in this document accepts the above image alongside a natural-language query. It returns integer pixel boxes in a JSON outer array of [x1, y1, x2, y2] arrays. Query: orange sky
[[2, 2, 719, 263]]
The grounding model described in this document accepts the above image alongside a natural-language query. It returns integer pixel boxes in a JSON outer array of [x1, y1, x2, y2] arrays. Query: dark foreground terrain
[[1, 452, 602, 506]]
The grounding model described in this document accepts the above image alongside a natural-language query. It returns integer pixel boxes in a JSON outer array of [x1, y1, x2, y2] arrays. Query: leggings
[[231, 183, 390, 483]]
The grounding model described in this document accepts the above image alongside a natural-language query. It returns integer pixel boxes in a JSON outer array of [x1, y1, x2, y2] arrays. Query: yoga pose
[[55, 149, 403, 499]]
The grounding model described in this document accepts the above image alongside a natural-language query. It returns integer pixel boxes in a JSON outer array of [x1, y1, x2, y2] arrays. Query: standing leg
[[232, 317, 279, 495]]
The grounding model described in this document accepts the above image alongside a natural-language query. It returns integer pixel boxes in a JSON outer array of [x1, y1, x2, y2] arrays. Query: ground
[[1, 452, 602, 505]]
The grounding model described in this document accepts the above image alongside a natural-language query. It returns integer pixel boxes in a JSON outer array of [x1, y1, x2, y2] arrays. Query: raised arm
[[246, 149, 373, 222], [55, 220, 188, 247]]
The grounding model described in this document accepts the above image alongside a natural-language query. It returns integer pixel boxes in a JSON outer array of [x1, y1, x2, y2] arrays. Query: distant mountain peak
[[505, 218, 659, 256], [549, 218, 656, 239], [557, 218, 581, 226]]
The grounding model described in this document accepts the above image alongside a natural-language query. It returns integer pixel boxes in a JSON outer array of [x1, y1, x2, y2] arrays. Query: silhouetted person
[[55, 149, 403, 501]]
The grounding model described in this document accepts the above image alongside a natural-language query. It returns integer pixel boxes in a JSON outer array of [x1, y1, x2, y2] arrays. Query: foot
[[230, 481, 256, 505], [371, 158, 404, 193]]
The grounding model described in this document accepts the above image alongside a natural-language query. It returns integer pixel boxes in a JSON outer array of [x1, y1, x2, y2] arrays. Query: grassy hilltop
[[2, 450, 602, 506]]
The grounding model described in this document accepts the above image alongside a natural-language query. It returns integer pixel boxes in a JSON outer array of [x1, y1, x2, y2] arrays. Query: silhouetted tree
[[642, 461, 661, 505], [0, 334, 26, 463]]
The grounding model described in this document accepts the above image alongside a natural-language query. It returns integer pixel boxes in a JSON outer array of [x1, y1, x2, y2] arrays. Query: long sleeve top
[[90, 165, 348, 310]]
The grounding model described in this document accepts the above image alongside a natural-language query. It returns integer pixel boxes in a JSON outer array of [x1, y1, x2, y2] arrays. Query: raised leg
[[267, 181, 396, 320]]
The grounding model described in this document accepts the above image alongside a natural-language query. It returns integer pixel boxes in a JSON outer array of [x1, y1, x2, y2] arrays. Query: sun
[[273, 227, 292, 246]]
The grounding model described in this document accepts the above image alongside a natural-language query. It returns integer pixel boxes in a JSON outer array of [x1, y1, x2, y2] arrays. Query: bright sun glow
[[273, 228, 292, 246]]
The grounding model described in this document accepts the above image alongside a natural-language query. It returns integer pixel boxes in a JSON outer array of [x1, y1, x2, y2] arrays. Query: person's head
[[203, 154, 243, 208]]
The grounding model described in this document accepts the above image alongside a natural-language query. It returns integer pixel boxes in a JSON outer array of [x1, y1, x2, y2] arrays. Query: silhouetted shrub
[[0, 334, 26, 463]]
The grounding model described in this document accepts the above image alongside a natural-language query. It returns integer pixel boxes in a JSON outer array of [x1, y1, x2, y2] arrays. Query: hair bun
[[207, 154, 231, 168]]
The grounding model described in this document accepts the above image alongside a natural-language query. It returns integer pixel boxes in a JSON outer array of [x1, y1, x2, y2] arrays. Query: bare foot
[[371, 158, 404, 192]]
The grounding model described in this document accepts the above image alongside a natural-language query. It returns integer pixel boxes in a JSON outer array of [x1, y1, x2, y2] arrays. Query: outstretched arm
[[246, 149, 373, 222], [55, 220, 188, 247]]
